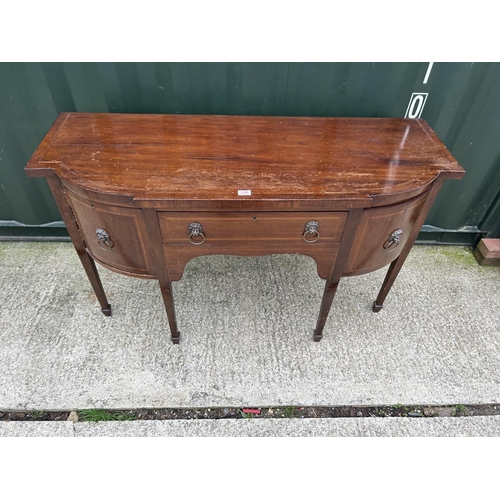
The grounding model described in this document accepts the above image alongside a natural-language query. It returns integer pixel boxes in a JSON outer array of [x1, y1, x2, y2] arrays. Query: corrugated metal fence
[[1, 62, 500, 243]]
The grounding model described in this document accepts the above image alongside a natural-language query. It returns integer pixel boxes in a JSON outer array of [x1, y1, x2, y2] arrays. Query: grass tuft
[[78, 409, 136, 422]]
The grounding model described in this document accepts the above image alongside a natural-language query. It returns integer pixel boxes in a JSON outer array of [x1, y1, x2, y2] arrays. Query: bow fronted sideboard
[[25, 113, 464, 343]]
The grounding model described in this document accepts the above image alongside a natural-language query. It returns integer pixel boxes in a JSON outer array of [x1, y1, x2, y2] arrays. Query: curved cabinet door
[[343, 191, 428, 277], [65, 187, 155, 278]]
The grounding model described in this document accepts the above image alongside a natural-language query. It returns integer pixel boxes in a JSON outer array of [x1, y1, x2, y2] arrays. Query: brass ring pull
[[303, 220, 320, 243], [188, 222, 205, 245], [96, 228, 114, 251], [383, 229, 403, 251]]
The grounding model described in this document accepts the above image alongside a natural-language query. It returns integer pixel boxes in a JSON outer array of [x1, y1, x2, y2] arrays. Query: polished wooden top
[[26, 113, 464, 205]]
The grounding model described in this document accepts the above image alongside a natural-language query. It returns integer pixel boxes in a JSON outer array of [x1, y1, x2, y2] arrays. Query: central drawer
[[158, 211, 348, 281], [158, 211, 348, 245]]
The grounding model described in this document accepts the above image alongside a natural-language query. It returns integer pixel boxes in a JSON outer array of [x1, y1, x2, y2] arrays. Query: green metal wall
[[1, 62, 500, 243]]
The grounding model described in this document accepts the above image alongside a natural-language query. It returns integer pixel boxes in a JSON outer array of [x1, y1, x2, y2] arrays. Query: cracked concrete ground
[[1, 242, 499, 436]]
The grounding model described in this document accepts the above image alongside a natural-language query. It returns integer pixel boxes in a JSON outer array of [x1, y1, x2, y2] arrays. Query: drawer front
[[158, 211, 348, 246], [65, 189, 154, 277], [343, 191, 428, 276], [159, 211, 347, 282]]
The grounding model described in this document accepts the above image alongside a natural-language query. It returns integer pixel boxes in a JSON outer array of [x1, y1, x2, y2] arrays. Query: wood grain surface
[[25, 113, 464, 207]]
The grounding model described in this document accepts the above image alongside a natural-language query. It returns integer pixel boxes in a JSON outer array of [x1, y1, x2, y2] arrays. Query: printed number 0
[[408, 95, 424, 118], [405, 93, 428, 119]]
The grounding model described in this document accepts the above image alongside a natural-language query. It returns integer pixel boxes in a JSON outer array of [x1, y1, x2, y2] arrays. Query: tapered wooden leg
[[159, 280, 180, 344], [372, 258, 403, 312], [313, 279, 341, 341], [79, 250, 112, 315], [313, 209, 363, 341], [46, 175, 111, 316], [142, 208, 181, 344], [373, 179, 445, 313]]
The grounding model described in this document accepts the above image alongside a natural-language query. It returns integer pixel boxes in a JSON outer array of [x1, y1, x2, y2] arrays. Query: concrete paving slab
[[71, 416, 500, 436], [1, 242, 500, 409], [0, 421, 74, 437], [2, 416, 500, 437]]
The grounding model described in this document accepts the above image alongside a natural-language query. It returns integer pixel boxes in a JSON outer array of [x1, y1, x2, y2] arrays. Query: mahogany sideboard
[[25, 113, 465, 343]]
